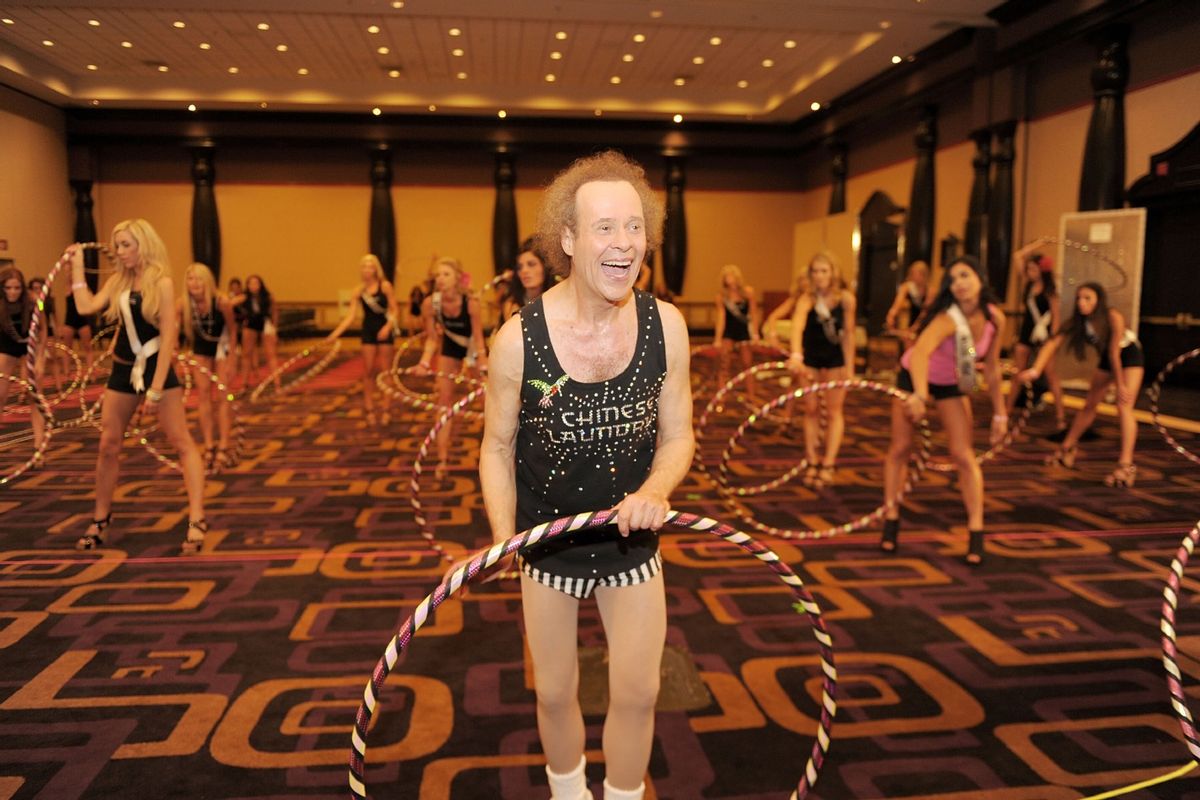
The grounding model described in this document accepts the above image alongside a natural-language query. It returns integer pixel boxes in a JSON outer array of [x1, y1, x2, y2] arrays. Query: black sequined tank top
[[515, 290, 667, 577]]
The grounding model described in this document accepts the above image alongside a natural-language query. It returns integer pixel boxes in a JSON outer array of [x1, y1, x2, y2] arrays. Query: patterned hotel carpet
[[1, 342, 1199, 800]]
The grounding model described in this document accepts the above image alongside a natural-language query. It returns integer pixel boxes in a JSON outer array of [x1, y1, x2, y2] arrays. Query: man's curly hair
[[535, 150, 665, 278]]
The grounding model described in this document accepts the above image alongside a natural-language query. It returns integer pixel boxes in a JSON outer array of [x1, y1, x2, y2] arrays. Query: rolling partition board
[[1055, 208, 1147, 385]]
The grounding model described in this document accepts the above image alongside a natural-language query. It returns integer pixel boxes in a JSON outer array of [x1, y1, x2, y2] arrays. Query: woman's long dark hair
[[0, 267, 32, 341], [1061, 281, 1109, 360], [246, 274, 272, 313], [914, 255, 1000, 334], [1022, 253, 1058, 300], [508, 238, 554, 308]]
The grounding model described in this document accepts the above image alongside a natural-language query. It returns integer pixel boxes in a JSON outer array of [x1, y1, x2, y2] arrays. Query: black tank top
[[190, 298, 225, 344], [515, 291, 667, 573], [114, 291, 161, 361], [360, 288, 387, 324], [802, 302, 845, 353], [1, 310, 28, 356], [439, 293, 471, 341], [723, 295, 751, 341]]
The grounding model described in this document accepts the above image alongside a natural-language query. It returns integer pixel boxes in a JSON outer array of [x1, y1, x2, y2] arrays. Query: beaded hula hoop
[[1031, 235, 1131, 291], [1161, 519, 1200, 765], [1149, 348, 1200, 467], [715, 379, 932, 539], [376, 365, 484, 418], [0, 372, 53, 486], [348, 508, 837, 800], [249, 339, 342, 403], [408, 385, 509, 575], [694, 360, 806, 491], [4, 341, 84, 416]]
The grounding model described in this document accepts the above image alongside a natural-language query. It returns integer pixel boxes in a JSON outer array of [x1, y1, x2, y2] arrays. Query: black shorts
[[441, 335, 468, 360], [106, 355, 181, 395], [897, 367, 963, 401], [0, 338, 24, 358], [1097, 343, 1144, 373], [803, 347, 845, 370], [64, 299, 93, 331], [361, 317, 395, 345]]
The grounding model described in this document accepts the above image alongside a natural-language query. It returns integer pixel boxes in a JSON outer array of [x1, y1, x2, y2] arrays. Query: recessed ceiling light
[[709, 36, 721, 46], [555, 31, 567, 40], [41, 39, 54, 47], [633, 33, 646, 43], [199, 42, 211, 50], [880, 20, 892, 29], [451, 48, 464, 56], [172, 21, 186, 29], [784, 39, 797, 48], [673, 114, 683, 123], [276, 44, 288, 52], [594, 109, 602, 116], [257, 23, 270, 31], [448, 27, 461, 36], [1, 18, 14, 25], [428, 104, 437, 111], [456, 71, 467, 79], [673, 77, 685, 86], [891, 55, 902, 64], [692, 56, 704, 65], [88, 19, 100, 27], [259, 101, 268, 108], [388, 69, 401, 78], [228, 66, 239, 74], [187, 103, 197, 111], [550, 51, 563, 60], [367, 25, 380, 34], [622, 54, 634, 62], [650, 9, 663, 18], [157, 65, 169, 72], [497, 109, 507, 118], [91, 99, 100, 106], [297, 67, 309, 75], [121, 40, 133, 48], [610, 75, 621, 84], [736, 79, 748, 88], [762, 58, 774, 67], [393, 1, 405, 7], [810, 101, 822, 111], [377, 46, 390, 54], [372, 107, 382, 116], [86, 63, 98, 70], [544, 73, 556, 82]]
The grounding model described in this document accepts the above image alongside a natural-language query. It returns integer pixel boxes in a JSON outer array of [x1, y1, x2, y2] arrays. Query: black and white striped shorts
[[518, 551, 663, 599]]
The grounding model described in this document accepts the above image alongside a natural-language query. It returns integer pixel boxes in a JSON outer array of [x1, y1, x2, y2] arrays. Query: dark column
[[1078, 25, 1130, 211], [827, 138, 847, 215], [369, 144, 397, 282], [662, 154, 687, 296], [492, 145, 519, 275], [965, 128, 992, 260], [987, 120, 1017, 295], [70, 179, 100, 291], [190, 142, 221, 278], [904, 106, 937, 266]]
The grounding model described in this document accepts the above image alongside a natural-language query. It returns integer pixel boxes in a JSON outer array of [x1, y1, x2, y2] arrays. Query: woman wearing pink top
[[880, 255, 1007, 565]]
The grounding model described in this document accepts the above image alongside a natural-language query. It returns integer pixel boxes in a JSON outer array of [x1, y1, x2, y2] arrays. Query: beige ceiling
[[0, 0, 1000, 122]]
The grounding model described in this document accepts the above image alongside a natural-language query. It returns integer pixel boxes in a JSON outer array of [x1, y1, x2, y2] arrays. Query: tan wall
[[0, 86, 73, 304]]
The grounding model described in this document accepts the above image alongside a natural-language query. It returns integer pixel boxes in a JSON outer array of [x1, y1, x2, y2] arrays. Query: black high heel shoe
[[180, 518, 208, 555], [76, 513, 112, 550], [879, 518, 900, 553], [966, 529, 985, 566]]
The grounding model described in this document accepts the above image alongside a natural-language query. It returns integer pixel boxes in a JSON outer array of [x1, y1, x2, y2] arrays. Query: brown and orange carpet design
[[1, 343, 1198, 799]]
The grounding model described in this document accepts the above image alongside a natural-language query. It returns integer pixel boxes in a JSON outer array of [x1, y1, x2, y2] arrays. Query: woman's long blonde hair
[[720, 264, 746, 295], [181, 262, 218, 344], [103, 218, 170, 325], [360, 254, 385, 288]]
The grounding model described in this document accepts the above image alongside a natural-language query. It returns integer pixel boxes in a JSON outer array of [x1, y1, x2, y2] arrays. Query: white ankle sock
[[603, 778, 645, 800], [546, 755, 591, 800]]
